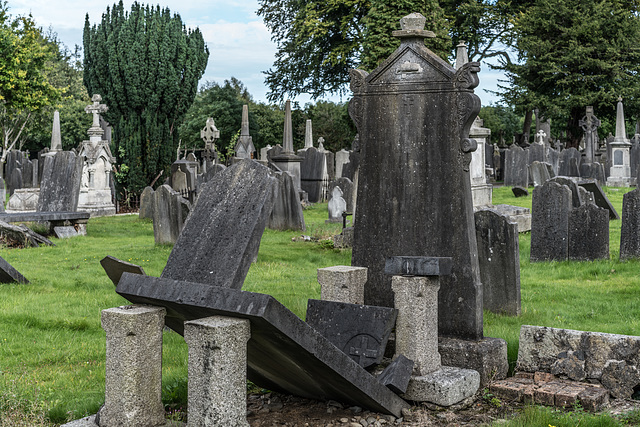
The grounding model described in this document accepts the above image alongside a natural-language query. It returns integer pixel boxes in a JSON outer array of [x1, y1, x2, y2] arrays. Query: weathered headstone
[[37, 151, 84, 212], [620, 188, 640, 259], [568, 203, 609, 261], [475, 209, 521, 316], [161, 159, 277, 288], [151, 184, 191, 245], [329, 177, 354, 213], [300, 147, 327, 203], [550, 176, 583, 208], [268, 170, 305, 231], [305, 299, 397, 369], [529, 161, 551, 187], [138, 186, 155, 219], [349, 12, 483, 341], [578, 180, 619, 219], [504, 144, 529, 187], [271, 101, 303, 191], [530, 180, 573, 262], [335, 149, 350, 179], [512, 186, 529, 197], [53, 226, 79, 239], [327, 186, 347, 222]]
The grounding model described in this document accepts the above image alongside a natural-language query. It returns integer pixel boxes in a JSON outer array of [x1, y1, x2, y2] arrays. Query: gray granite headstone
[[568, 203, 609, 261], [530, 180, 573, 262], [475, 209, 521, 316], [305, 299, 397, 369], [578, 180, 619, 219], [550, 176, 584, 208], [161, 159, 277, 288], [504, 145, 529, 188], [116, 273, 409, 417], [100, 255, 146, 286], [268, 170, 305, 231], [138, 186, 154, 219], [349, 20, 483, 339], [151, 185, 191, 245], [620, 188, 640, 260], [559, 148, 581, 177], [529, 161, 551, 187], [300, 147, 326, 203], [37, 151, 83, 212], [329, 177, 354, 213], [9, 167, 22, 197], [0, 255, 28, 283]]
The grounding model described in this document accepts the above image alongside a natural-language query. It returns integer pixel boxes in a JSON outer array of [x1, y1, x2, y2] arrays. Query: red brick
[[489, 380, 528, 401], [514, 372, 534, 379], [555, 384, 582, 408], [534, 382, 564, 406], [578, 387, 609, 412], [534, 372, 556, 384]]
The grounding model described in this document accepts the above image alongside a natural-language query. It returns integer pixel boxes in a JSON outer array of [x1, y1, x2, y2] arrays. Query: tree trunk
[[522, 110, 533, 145], [0, 220, 55, 248], [565, 107, 582, 149]]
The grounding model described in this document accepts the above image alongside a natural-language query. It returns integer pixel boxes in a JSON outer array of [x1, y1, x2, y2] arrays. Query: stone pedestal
[[386, 256, 480, 405], [184, 316, 250, 427], [318, 265, 367, 304], [100, 305, 166, 427], [6, 187, 39, 212]]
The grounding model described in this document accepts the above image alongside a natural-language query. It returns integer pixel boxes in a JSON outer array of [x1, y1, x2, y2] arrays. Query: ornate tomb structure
[[606, 97, 635, 187], [77, 94, 116, 216], [350, 13, 507, 383]]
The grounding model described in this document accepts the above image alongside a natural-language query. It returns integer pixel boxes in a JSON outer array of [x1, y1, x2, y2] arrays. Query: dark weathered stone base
[[402, 366, 480, 406], [439, 337, 509, 386]]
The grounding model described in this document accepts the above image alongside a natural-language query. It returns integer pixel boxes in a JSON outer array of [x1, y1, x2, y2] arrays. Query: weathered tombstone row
[[530, 179, 609, 262]]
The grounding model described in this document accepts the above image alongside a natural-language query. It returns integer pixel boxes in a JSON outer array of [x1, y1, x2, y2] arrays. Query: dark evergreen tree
[[83, 1, 208, 193], [497, 0, 640, 148]]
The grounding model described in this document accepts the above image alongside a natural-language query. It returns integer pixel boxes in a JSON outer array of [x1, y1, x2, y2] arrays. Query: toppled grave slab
[[100, 255, 146, 286], [0, 255, 29, 283], [489, 372, 609, 411], [517, 325, 640, 399], [116, 273, 409, 417]]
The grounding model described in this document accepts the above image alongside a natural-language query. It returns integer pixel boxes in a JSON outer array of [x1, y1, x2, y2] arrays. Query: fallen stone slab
[[100, 255, 146, 286], [0, 255, 28, 283], [401, 366, 480, 406], [378, 355, 414, 394], [116, 273, 410, 417], [54, 226, 78, 239]]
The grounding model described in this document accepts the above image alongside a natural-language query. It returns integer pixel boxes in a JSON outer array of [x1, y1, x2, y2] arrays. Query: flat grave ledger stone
[[530, 181, 573, 262], [350, 13, 484, 340], [305, 299, 397, 369], [568, 203, 609, 261], [116, 273, 409, 417], [161, 159, 278, 288]]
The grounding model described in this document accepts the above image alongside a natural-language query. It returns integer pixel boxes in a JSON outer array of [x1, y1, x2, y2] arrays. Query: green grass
[[1, 190, 640, 425]]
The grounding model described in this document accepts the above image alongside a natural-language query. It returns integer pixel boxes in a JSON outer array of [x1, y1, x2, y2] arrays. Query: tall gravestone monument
[[271, 100, 304, 192], [233, 105, 255, 160], [607, 97, 634, 186], [351, 13, 483, 340]]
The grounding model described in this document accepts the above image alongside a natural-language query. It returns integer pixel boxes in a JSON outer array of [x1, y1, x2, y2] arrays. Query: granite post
[[184, 316, 250, 427], [100, 305, 165, 427], [318, 265, 367, 304]]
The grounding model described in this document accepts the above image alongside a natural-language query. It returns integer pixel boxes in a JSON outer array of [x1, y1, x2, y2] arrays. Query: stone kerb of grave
[[384, 256, 480, 406]]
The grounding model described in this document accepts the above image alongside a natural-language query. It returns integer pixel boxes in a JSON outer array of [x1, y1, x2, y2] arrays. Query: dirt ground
[[245, 390, 640, 426]]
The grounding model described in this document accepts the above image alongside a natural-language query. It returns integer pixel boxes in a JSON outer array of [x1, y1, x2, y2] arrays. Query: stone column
[[392, 275, 441, 375], [100, 305, 166, 427], [184, 316, 250, 427], [317, 265, 367, 304]]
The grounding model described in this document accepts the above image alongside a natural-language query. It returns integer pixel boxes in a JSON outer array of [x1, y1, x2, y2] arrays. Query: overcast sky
[[9, 0, 502, 106]]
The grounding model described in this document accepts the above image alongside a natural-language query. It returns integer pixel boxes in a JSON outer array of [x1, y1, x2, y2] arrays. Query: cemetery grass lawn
[[2, 195, 640, 425]]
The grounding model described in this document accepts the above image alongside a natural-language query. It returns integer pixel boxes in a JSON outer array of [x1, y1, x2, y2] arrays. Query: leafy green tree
[[0, 2, 59, 165], [304, 100, 356, 152], [83, 1, 208, 193], [478, 104, 522, 145], [360, 0, 451, 71], [497, 0, 640, 147]]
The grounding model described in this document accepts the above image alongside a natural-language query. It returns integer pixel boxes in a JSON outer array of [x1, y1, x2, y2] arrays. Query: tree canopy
[[497, 0, 640, 146], [0, 2, 60, 163], [83, 0, 209, 193]]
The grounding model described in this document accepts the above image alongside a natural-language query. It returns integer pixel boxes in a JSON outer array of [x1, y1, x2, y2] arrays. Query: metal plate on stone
[[100, 256, 146, 286], [116, 273, 409, 417], [305, 299, 397, 369]]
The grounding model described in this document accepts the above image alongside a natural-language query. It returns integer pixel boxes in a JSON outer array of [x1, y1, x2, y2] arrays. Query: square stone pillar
[[184, 316, 251, 427], [100, 305, 166, 427], [392, 275, 441, 375], [317, 265, 367, 304]]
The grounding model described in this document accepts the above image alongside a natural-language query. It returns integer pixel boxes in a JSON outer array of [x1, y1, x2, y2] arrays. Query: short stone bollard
[[100, 305, 166, 427], [385, 256, 480, 406], [317, 265, 367, 304], [184, 316, 251, 427]]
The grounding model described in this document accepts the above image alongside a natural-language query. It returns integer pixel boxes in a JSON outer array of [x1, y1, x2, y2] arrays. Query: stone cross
[[85, 94, 108, 142], [200, 117, 220, 163], [318, 137, 325, 151], [536, 130, 546, 145], [579, 106, 601, 164]]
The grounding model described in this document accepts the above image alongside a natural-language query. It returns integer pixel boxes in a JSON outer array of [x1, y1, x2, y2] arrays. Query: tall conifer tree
[[83, 1, 209, 193]]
